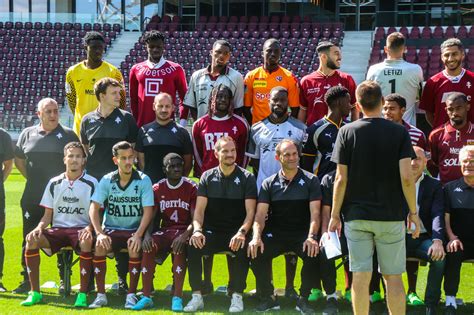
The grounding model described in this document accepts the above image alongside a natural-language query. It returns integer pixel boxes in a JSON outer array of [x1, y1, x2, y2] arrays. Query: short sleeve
[[331, 128, 349, 165], [258, 178, 272, 203], [15, 129, 27, 159], [399, 129, 415, 160], [134, 127, 145, 153], [141, 176, 155, 207], [183, 74, 197, 108], [91, 177, 109, 206], [309, 175, 322, 201], [0, 130, 13, 161], [287, 74, 300, 108], [127, 114, 139, 143], [39, 180, 54, 209], [243, 73, 254, 107], [347, 75, 357, 105], [244, 173, 258, 199], [197, 173, 208, 197], [180, 128, 193, 155], [419, 79, 435, 112], [302, 125, 317, 156], [320, 174, 334, 206], [245, 127, 259, 158]]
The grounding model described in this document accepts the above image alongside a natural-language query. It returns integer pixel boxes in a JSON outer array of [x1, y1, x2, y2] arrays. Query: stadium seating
[[122, 16, 344, 93], [368, 26, 474, 80], [0, 22, 121, 131]]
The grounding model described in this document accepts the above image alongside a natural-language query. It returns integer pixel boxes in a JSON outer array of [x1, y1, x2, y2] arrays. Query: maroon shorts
[[152, 228, 187, 263], [42, 227, 83, 256], [104, 229, 135, 255]]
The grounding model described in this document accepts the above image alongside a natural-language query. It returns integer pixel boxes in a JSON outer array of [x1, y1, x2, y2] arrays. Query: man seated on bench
[[88, 141, 154, 309], [133, 153, 197, 311], [184, 136, 257, 313], [405, 146, 445, 315], [248, 139, 322, 314], [444, 145, 474, 315], [21, 142, 98, 307]]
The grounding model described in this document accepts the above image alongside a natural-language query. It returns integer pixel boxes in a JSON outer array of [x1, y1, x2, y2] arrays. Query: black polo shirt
[[444, 177, 474, 243], [258, 168, 322, 239], [0, 128, 13, 200], [15, 124, 79, 206], [80, 108, 138, 180], [198, 165, 257, 233], [135, 120, 193, 183]]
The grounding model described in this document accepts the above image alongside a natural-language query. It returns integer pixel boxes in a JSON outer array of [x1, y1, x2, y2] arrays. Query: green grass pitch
[[0, 169, 473, 314]]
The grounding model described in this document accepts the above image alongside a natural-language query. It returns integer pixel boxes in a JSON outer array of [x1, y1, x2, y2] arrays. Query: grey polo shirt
[[259, 168, 322, 239], [198, 165, 257, 233]]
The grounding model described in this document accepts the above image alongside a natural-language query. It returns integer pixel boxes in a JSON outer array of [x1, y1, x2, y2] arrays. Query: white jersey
[[40, 172, 98, 228], [246, 116, 307, 190], [366, 59, 423, 125]]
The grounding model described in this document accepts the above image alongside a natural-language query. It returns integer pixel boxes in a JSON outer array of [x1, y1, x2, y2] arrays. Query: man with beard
[[243, 38, 300, 125], [366, 32, 424, 127], [192, 84, 249, 177], [183, 40, 244, 121], [184, 136, 257, 313], [420, 38, 474, 128], [429, 92, 474, 184], [129, 31, 188, 128], [65, 31, 125, 135], [136, 92, 193, 184], [298, 41, 358, 126]]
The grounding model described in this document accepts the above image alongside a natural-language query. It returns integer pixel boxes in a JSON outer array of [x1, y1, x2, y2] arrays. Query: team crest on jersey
[[56, 132, 63, 139], [115, 117, 122, 124], [89, 118, 96, 123], [298, 179, 305, 186], [234, 177, 241, 185], [324, 84, 331, 89], [276, 76, 283, 82], [171, 127, 178, 133], [232, 126, 238, 134], [287, 130, 293, 137], [467, 81, 472, 89]]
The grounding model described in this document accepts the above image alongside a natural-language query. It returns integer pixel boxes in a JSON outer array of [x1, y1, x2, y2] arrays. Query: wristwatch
[[238, 228, 247, 235]]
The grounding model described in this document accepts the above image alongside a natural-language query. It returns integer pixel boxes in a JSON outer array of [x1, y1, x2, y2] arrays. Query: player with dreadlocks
[[191, 83, 249, 178]]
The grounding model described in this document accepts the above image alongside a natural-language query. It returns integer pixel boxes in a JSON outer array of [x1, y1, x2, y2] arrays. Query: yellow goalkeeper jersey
[[65, 60, 126, 134]]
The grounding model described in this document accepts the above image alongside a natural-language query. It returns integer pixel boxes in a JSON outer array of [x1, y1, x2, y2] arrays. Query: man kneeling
[[21, 142, 98, 307], [88, 141, 154, 308]]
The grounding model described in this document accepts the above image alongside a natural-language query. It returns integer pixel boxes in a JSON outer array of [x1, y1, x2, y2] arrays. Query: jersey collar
[[445, 121, 473, 133], [205, 64, 229, 76], [166, 178, 184, 190], [324, 116, 343, 128], [442, 68, 466, 83], [211, 114, 230, 121], [146, 57, 166, 69], [110, 168, 141, 183]]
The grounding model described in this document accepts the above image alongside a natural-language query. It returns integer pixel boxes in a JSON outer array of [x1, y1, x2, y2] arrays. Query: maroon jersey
[[192, 114, 249, 177], [300, 70, 356, 125], [428, 122, 474, 184], [420, 69, 474, 128], [129, 59, 188, 127], [153, 177, 197, 230], [403, 120, 427, 150]]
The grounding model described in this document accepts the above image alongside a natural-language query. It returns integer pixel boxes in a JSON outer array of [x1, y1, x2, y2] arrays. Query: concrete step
[[339, 31, 373, 84]]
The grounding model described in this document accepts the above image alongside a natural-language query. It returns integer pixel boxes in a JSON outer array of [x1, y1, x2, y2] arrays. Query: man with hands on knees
[[248, 139, 322, 315], [20, 142, 97, 307], [405, 146, 446, 315], [184, 136, 257, 313], [134, 153, 197, 311], [88, 141, 154, 309], [443, 145, 474, 315]]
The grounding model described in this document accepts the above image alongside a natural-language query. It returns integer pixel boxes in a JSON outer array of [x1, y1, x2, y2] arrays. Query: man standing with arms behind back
[[366, 32, 424, 126], [328, 81, 420, 315], [65, 31, 125, 135]]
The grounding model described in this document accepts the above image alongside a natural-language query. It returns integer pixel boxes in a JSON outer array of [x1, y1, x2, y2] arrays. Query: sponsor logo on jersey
[[450, 147, 460, 154], [276, 76, 283, 82], [159, 198, 190, 211], [454, 187, 463, 192], [85, 89, 95, 95], [145, 78, 164, 96], [58, 206, 85, 214], [136, 64, 178, 77], [204, 132, 229, 150], [63, 196, 80, 203], [443, 158, 459, 167], [306, 87, 320, 94], [256, 92, 270, 101], [253, 80, 267, 88]]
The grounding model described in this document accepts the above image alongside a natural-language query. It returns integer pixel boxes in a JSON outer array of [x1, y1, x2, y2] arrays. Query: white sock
[[446, 295, 457, 308], [326, 292, 338, 300]]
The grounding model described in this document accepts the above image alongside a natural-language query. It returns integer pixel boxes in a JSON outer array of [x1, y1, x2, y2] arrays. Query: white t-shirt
[[366, 59, 424, 126], [40, 172, 98, 228]]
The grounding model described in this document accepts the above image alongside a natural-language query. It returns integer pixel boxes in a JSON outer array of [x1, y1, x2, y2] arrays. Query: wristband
[[238, 228, 247, 235], [308, 233, 318, 241], [193, 229, 202, 235]]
